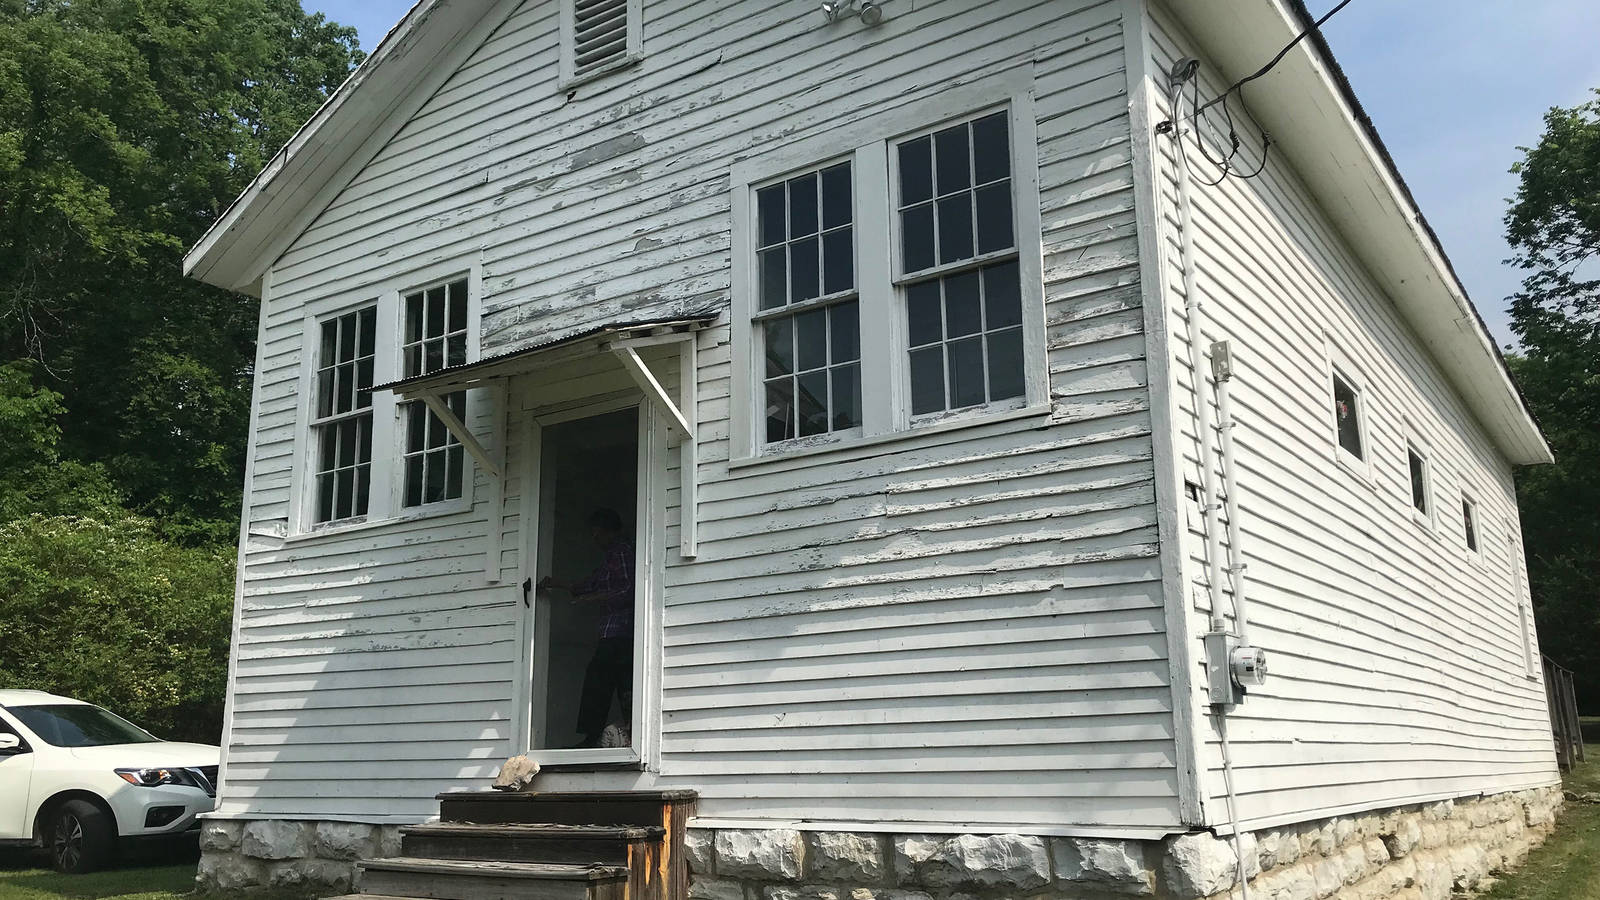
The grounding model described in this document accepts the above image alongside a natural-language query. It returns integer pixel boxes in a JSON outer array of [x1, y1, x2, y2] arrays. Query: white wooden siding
[[224, 0, 1183, 831], [1142, 1, 1556, 833]]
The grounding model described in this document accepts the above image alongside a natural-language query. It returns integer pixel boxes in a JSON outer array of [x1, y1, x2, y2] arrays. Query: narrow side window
[[1406, 444, 1429, 515], [1331, 370, 1364, 461], [1461, 496, 1479, 553], [312, 305, 377, 524], [401, 279, 471, 507]]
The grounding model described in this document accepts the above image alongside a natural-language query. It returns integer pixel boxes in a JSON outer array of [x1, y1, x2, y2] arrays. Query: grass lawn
[[0, 861, 194, 900], [1483, 744, 1600, 900]]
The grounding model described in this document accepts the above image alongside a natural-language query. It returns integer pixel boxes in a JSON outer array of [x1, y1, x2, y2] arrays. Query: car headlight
[[116, 767, 196, 788]]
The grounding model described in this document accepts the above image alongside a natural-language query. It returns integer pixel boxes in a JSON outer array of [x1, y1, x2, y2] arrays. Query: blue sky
[[304, 1, 1600, 348]]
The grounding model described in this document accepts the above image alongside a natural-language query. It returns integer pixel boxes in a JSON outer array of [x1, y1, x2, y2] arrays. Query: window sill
[[1332, 449, 1373, 488], [284, 498, 475, 544], [558, 53, 643, 91], [729, 401, 1051, 472]]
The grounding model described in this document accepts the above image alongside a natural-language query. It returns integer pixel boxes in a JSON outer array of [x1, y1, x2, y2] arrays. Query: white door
[[0, 712, 35, 839]]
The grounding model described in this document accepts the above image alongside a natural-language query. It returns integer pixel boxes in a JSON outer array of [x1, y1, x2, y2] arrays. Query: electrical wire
[[1189, 0, 1355, 121]]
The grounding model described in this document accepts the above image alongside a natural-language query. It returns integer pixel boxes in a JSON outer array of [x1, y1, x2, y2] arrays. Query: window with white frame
[[1509, 530, 1535, 676], [1330, 369, 1365, 461], [1461, 495, 1480, 554], [895, 112, 1026, 415], [401, 279, 470, 508], [732, 90, 1044, 457], [1406, 442, 1430, 517], [311, 305, 376, 523]]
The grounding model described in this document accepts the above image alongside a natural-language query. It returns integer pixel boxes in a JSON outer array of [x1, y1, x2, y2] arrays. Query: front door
[[521, 403, 651, 766]]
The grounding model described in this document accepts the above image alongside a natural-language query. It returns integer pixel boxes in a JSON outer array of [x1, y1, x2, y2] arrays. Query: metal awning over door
[[374, 314, 718, 558]]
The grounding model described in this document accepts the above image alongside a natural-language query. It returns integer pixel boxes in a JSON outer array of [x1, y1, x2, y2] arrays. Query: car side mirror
[[0, 734, 26, 755]]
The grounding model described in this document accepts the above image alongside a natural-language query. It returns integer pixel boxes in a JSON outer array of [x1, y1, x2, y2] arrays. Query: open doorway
[[530, 406, 640, 753]]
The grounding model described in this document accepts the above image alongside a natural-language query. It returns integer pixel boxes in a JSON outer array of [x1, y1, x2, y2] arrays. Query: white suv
[[0, 690, 220, 873]]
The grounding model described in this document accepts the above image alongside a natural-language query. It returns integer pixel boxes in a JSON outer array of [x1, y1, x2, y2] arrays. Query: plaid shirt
[[573, 539, 635, 638]]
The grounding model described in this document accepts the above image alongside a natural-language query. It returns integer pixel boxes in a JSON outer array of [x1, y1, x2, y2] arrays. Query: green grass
[[0, 862, 194, 900], [1483, 745, 1600, 900]]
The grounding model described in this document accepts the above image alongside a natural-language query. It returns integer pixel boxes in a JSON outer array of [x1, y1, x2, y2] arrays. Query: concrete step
[[401, 822, 666, 867], [435, 790, 697, 827], [356, 857, 628, 900]]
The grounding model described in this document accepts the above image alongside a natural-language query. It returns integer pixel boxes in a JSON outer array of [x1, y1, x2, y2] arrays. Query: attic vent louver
[[567, 0, 635, 80]]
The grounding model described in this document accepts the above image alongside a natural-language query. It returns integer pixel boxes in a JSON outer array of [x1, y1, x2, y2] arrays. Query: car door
[[0, 711, 36, 839]]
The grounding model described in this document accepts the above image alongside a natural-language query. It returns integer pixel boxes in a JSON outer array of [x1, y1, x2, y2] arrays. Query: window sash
[[312, 306, 378, 524], [400, 279, 472, 508]]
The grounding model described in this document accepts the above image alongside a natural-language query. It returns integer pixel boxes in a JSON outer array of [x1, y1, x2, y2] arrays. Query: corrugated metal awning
[[375, 313, 719, 398]]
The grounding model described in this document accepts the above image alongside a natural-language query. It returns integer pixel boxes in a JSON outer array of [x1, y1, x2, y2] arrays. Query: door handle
[[522, 578, 532, 608]]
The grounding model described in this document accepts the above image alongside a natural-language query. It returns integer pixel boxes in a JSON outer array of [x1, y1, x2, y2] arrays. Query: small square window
[[1407, 446, 1428, 515], [1331, 371, 1363, 460]]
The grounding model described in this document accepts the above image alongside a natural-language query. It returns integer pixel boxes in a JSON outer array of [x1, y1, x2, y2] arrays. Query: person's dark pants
[[577, 635, 633, 740]]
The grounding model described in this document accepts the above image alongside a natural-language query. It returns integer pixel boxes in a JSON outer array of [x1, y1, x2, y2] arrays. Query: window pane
[[987, 327, 1025, 401], [356, 416, 372, 464], [797, 371, 828, 437], [317, 369, 334, 418], [405, 294, 424, 344], [356, 359, 374, 410], [830, 301, 860, 363], [907, 281, 943, 348], [789, 173, 818, 238], [764, 317, 794, 377], [909, 346, 945, 415], [937, 194, 974, 264], [407, 401, 427, 453], [425, 339, 444, 374], [405, 345, 422, 379], [359, 307, 377, 357], [765, 378, 795, 443], [822, 228, 854, 295], [1409, 450, 1427, 513], [972, 112, 1010, 185], [427, 286, 446, 337], [934, 125, 970, 195], [902, 203, 936, 273], [425, 451, 446, 504], [831, 363, 861, 430], [319, 425, 338, 475], [821, 164, 852, 229], [1333, 375, 1362, 459], [405, 456, 424, 508], [447, 334, 467, 368], [320, 321, 338, 368], [1463, 501, 1477, 550], [796, 307, 828, 372], [983, 260, 1023, 328], [335, 468, 355, 521], [337, 420, 357, 467], [449, 280, 468, 333], [975, 182, 1014, 254], [334, 364, 351, 414], [354, 466, 370, 518], [428, 409, 449, 449], [446, 445, 465, 500], [759, 247, 787, 309], [945, 270, 982, 338], [790, 236, 820, 303], [899, 137, 933, 205], [757, 185, 787, 248], [316, 473, 334, 523], [948, 337, 986, 409]]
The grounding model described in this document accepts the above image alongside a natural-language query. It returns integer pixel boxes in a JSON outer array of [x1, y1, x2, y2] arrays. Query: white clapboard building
[[184, 1, 1563, 898]]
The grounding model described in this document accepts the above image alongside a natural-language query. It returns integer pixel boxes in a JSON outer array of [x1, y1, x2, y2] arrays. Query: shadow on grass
[[0, 842, 198, 900]]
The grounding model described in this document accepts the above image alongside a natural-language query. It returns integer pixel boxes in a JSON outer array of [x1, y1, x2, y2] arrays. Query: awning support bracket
[[609, 341, 699, 559], [417, 390, 502, 479]]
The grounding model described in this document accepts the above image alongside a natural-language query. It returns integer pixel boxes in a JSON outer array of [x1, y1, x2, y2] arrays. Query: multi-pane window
[[1331, 371, 1364, 460], [401, 280, 470, 507], [313, 306, 376, 523], [1407, 446, 1429, 514], [756, 162, 862, 443], [896, 112, 1024, 415]]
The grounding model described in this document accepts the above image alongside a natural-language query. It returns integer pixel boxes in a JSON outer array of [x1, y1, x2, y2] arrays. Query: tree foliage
[[0, 0, 363, 541], [0, 0, 363, 741], [1505, 89, 1600, 709]]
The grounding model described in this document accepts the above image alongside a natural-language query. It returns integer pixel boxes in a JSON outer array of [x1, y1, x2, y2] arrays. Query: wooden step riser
[[402, 833, 645, 866], [358, 869, 624, 900], [437, 798, 673, 827]]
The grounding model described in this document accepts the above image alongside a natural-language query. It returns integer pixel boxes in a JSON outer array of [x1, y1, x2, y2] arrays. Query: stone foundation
[[195, 819, 403, 894], [193, 786, 1562, 899], [683, 787, 1562, 900]]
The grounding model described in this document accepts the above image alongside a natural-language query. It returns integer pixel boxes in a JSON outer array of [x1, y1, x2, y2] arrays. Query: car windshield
[[6, 704, 159, 748]]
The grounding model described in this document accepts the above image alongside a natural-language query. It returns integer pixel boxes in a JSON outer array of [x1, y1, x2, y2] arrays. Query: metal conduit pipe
[[1213, 347, 1253, 648]]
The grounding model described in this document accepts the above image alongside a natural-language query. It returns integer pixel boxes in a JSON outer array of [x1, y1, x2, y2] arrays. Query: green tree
[[0, 0, 363, 542], [1505, 89, 1600, 710]]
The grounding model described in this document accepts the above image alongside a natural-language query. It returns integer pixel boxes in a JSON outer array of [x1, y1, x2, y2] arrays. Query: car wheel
[[49, 799, 114, 874]]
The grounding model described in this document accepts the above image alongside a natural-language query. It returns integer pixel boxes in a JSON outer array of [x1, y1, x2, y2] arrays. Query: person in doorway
[[538, 508, 635, 749]]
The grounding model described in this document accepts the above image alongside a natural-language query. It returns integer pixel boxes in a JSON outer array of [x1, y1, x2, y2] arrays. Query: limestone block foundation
[[193, 785, 1561, 899]]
